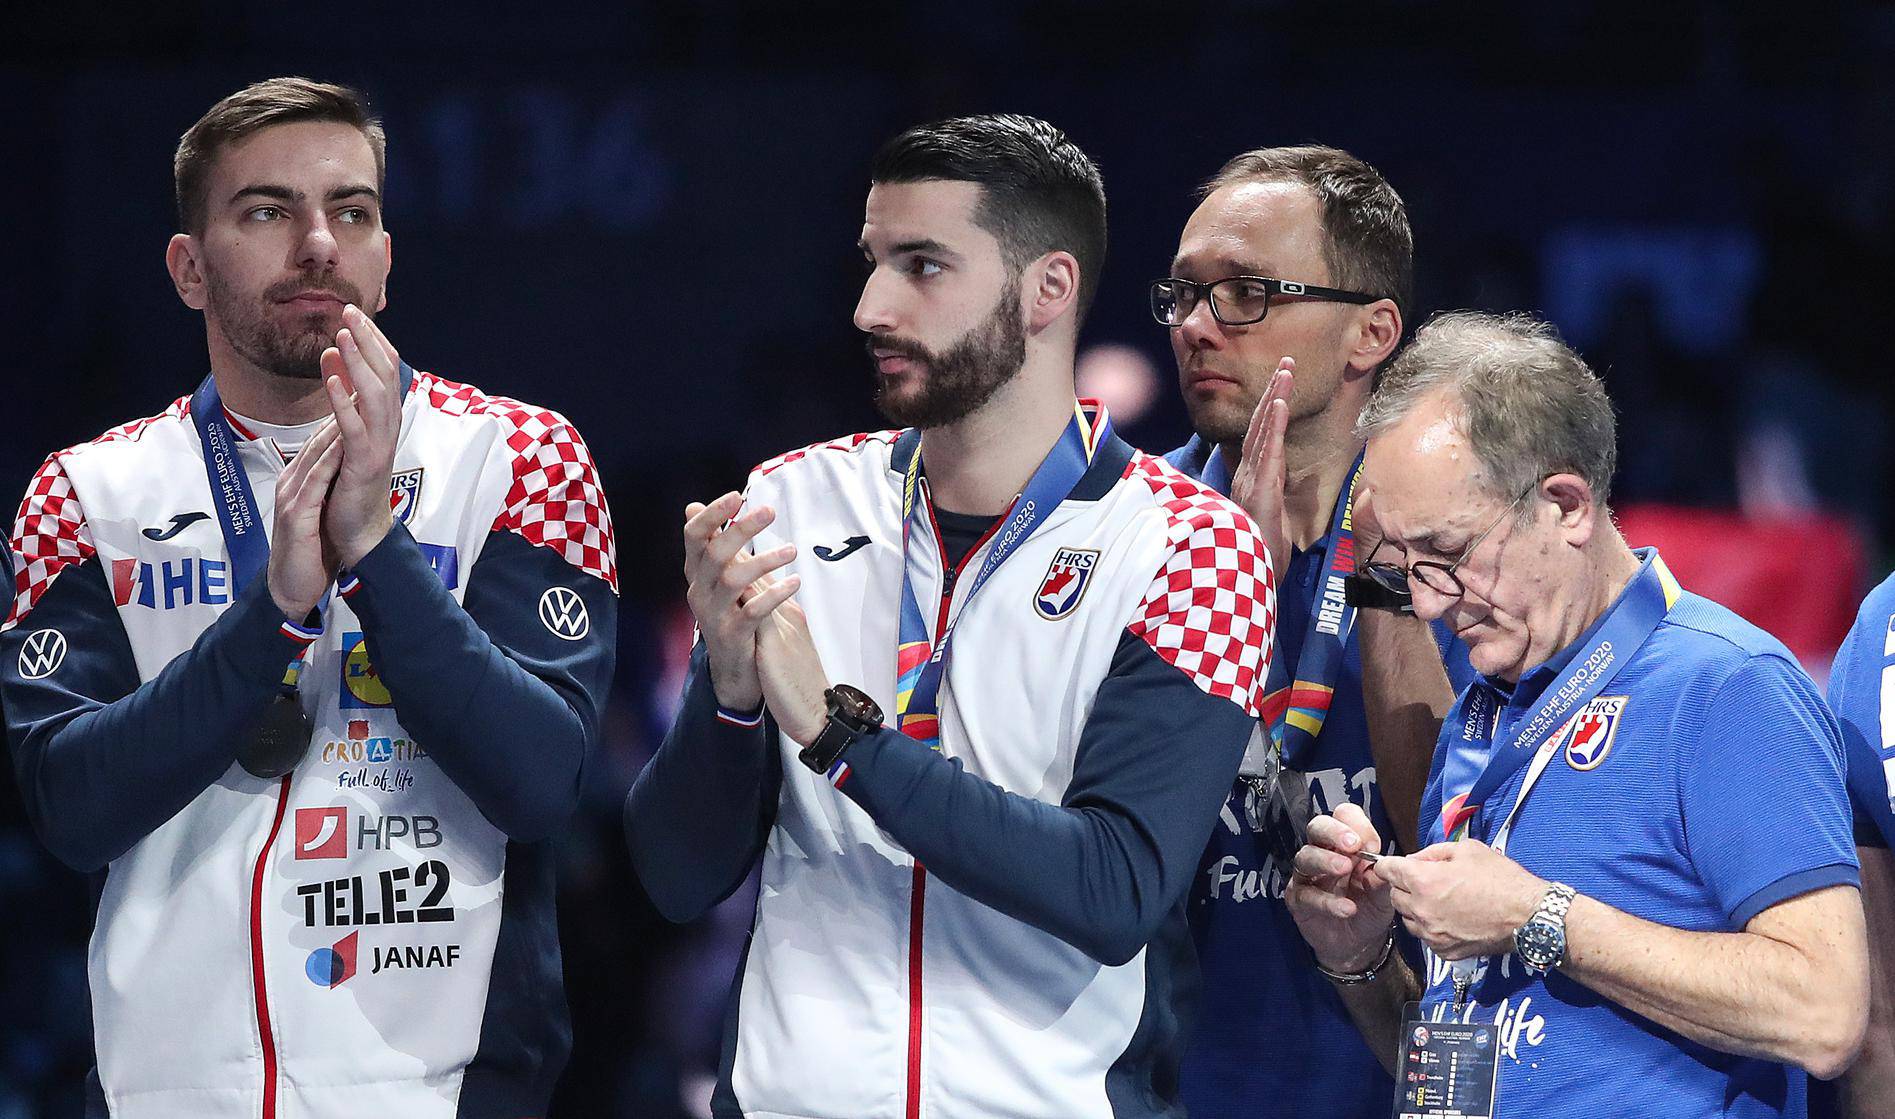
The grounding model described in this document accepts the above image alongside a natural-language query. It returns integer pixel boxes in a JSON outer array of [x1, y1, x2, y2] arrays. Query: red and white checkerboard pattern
[[1123, 453, 1276, 718], [753, 430, 900, 479], [7, 396, 193, 629], [416, 373, 618, 592], [7, 456, 95, 632]]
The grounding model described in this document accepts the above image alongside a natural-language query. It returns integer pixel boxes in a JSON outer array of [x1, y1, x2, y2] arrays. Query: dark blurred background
[[3, 2, 1892, 1115]]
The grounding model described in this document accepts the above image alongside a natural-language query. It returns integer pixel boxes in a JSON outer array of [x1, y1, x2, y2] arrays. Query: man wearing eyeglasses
[[1154, 146, 1474, 1117], [1286, 311, 1867, 1119]]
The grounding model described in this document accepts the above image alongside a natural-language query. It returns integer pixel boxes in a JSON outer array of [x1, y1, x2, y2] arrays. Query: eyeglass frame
[[1149, 274, 1381, 328], [1357, 483, 1538, 600]]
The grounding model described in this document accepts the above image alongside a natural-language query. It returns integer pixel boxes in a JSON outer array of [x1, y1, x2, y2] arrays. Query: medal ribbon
[[1434, 549, 1682, 844], [1254, 452, 1367, 770], [190, 364, 414, 600], [191, 375, 275, 597], [894, 401, 1110, 749]]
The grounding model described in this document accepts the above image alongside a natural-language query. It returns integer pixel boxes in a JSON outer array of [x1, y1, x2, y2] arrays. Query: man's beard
[[207, 268, 366, 380], [870, 280, 1027, 429], [1183, 385, 1257, 449]]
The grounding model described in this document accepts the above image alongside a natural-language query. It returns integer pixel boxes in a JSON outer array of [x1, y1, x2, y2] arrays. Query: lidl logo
[[340, 632, 392, 709], [305, 931, 358, 987]]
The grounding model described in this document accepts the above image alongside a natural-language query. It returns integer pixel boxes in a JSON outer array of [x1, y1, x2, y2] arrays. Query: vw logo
[[538, 587, 590, 641], [17, 628, 67, 680]]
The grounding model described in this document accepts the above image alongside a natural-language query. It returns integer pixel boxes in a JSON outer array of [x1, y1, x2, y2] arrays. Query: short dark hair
[[1202, 145, 1412, 323], [871, 114, 1108, 323], [174, 77, 385, 233]]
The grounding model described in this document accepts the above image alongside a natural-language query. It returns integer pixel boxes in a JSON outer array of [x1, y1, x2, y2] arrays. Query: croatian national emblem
[[1034, 547, 1099, 621], [389, 468, 425, 525], [1563, 696, 1628, 771]]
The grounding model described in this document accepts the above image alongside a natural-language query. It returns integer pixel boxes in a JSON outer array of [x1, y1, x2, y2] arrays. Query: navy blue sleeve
[[623, 642, 781, 923], [835, 629, 1253, 966], [345, 521, 616, 842], [1685, 654, 1860, 927], [2, 554, 310, 872], [1828, 577, 1895, 850]]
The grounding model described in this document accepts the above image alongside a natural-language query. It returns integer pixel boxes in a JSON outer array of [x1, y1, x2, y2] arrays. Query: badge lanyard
[[192, 376, 274, 595], [1436, 552, 1679, 846], [1257, 451, 1367, 774], [1435, 550, 1682, 1005], [1222, 451, 1362, 863], [192, 375, 321, 778], [893, 402, 1109, 749]]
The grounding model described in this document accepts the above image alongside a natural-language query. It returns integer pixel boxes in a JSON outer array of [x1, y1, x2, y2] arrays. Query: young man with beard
[[1155, 146, 1473, 1117], [0, 79, 617, 1118], [625, 115, 1276, 1119]]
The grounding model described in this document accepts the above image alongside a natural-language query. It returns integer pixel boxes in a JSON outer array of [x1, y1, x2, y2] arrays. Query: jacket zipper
[[905, 500, 1004, 1119], [249, 775, 293, 1119]]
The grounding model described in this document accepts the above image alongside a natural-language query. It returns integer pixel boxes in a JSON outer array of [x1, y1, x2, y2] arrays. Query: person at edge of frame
[[0, 77, 617, 1119], [625, 113, 1276, 1119], [1286, 309, 1866, 1119], [1817, 572, 1895, 1119]]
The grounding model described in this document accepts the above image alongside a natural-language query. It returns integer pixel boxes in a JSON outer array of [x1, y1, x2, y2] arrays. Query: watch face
[[1516, 921, 1562, 967], [831, 685, 882, 724]]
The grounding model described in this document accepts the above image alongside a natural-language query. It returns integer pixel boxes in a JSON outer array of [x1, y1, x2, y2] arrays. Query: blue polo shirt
[[1166, 436, 1474, 1119], [1418, 552, 1859, 1119], [1825, 571, 1895, 851]]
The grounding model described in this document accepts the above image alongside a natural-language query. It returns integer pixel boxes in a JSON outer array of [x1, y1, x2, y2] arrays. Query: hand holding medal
[[1283, 803, 1400, 976]]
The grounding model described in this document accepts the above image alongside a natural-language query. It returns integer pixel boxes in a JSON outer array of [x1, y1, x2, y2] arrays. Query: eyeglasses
[[1356, 486, 1536, 600], [1149, 275, 1380, 328]]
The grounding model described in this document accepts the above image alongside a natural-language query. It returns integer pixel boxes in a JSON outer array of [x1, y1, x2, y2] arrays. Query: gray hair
[[1356, 311, 1617, 510]]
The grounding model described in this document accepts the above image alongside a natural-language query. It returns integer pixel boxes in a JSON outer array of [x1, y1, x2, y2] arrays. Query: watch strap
[[1517, 881, 1577, 972], [798, 685, 883, 776], [801, 718, 859, 776]]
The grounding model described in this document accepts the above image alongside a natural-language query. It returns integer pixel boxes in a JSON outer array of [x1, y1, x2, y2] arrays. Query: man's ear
[[376, 230, 391, 313], [166, 234, 209, 311], [1542, 472, 1599, 547], [1027, 250, 1080, 333]]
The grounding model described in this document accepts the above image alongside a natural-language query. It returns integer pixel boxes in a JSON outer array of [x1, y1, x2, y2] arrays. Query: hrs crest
[[1034, 547, 1099, 621]]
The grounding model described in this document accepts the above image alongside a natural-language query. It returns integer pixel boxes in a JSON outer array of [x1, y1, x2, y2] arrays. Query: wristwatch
[[1343, 571, 1414, 615], [798, 684, 884, 774], [1513, 882, 1577, 975]]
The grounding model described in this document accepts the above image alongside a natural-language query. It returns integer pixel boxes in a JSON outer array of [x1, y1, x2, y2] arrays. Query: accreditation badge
[[1395, 1004, 1500, 1119]]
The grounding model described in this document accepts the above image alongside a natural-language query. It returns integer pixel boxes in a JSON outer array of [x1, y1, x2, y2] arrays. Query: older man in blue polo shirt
[[1287, 310, 1867, 1119]]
